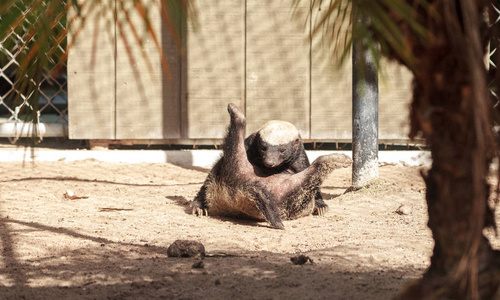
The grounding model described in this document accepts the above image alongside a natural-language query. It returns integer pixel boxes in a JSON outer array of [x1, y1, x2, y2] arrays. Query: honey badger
[[191, 103, 351, 229]]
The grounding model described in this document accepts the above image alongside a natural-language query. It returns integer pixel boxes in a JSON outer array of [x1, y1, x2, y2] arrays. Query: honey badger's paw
[[191, 200, 209, 217], [333, 153, 352, 168], [227, 103, 246, 126], [314, 153, 352, 171], [313, 203, 329, 216]]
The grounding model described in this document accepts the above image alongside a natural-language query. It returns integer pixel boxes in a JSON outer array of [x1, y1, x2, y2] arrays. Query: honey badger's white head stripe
[[258, 121, 300, 146]]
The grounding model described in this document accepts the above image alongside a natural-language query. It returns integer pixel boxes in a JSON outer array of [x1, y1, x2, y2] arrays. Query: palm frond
[[303, 0, 431, 71]]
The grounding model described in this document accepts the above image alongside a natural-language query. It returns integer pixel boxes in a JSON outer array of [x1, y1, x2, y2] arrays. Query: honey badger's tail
[[248, 181, 284, 229]]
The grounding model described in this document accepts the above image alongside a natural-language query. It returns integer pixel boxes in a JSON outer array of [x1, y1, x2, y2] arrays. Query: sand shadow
[[0, 176, 203, 187], [0, 229, 424, 299], [1, 217, 169, 255]]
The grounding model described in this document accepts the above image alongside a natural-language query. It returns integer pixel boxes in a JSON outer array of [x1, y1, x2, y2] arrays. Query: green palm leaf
[[302, 0, 431, 70]]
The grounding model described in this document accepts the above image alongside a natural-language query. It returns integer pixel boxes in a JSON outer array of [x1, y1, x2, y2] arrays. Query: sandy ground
[[0, 158, 498, 299]]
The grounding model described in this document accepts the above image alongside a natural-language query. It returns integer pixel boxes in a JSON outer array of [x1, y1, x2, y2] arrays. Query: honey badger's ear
[[293, 138, 300, 148]]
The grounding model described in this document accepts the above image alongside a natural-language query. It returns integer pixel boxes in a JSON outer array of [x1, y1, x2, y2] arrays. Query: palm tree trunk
[[402, 79, 500, 299], [397, 1, 500, 299]]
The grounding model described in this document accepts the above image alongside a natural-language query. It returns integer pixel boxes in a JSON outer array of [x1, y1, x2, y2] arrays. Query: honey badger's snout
[[262, 151, 283, 168], [263, 158, 279, 168]]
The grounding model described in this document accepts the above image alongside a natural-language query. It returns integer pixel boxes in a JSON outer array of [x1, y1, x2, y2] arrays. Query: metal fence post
[[352, 16, 379, 188]]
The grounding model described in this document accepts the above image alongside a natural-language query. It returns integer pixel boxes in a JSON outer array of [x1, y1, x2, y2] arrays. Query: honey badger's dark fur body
[[191, 104, 351, 229]]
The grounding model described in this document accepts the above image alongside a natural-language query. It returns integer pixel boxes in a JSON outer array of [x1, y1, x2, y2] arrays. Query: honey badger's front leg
[[191, 160, 222, 216]]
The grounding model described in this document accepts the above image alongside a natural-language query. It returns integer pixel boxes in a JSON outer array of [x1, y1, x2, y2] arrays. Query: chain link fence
[[0, 1, 68, 141]]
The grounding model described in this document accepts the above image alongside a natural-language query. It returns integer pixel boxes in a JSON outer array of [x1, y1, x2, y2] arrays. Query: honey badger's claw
[[192, 207, 208, 217], [314, 206, 328, 216], [271, 220, 285, 230], [191, 201, 208, 216]]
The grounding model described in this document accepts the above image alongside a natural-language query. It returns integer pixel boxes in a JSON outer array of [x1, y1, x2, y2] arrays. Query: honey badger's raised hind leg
[[221, 103, 254, 179]]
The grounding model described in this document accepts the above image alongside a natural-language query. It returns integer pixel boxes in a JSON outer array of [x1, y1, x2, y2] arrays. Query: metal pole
[[352, 16, 379, 189]]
